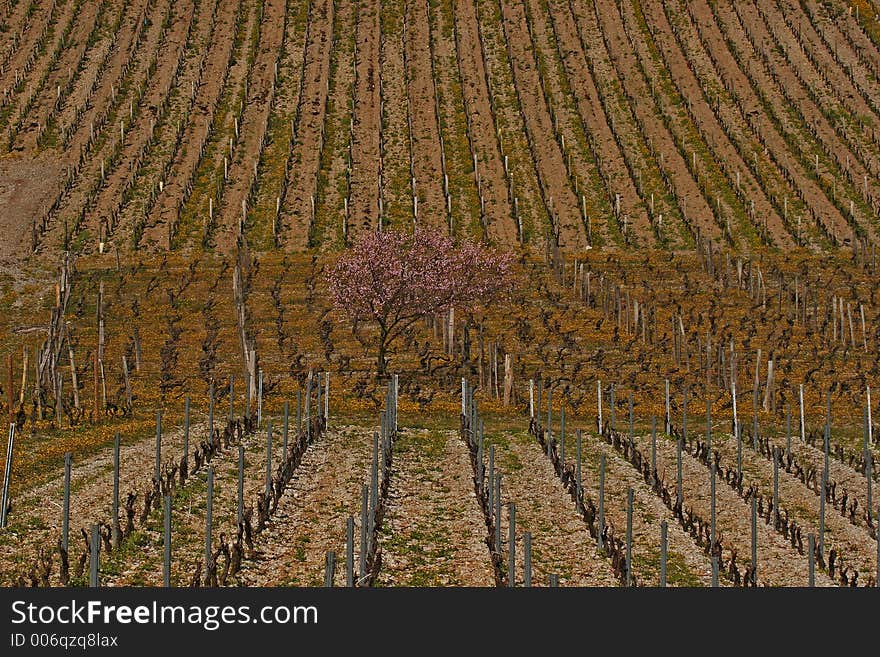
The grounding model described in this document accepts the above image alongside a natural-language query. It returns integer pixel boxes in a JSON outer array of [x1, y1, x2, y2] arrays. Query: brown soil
[[0, 154, 62, 269], [491, 430, 619, 586], [377, 429, 495, 586]]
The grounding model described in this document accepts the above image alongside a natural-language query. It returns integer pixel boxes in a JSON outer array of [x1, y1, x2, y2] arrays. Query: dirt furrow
[[239, 424, 374, 586], [38, 0, 175, 250], [216, 0, 287, 251], [452, 0, 514, 243], [277, 0, 333, 250], [489, 430, 618, 586], [0, 0, 39, 67], [740, 0, 879, 243], [639, 430, 835, 586], [139, 0, 245, 248], [572, 429, 714, 586], [0, 416, 204, 585], [112, 0, 218, 247], [378, 0, 413, 229], [241, 0, 311, 250], [499, 0, 586, 251], [523, 0, 621, 247], [473, 0, 549, 246], [642, 0, 790, 248], [714, 430, 878, 578], [427, 0, 479, 238], [0, 0, 83, 141], [14, 0, 116, 152], [566, 0, 691, 246], [377, 429, 494, 586], [56, 0, 159, 157], [590, 0, 720, 243], [403, 0, 447, 230], [0, 0, 60, 92], [83, 0, 192, 248], [348, 0, 382, 239], [706, 0, 852, 242], [46, 0, 137, 150], [545, 0, 651, 247], [311, 0, 355, 247]]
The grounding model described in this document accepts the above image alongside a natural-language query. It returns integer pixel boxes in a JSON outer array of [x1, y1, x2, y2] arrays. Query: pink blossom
[[327, 228, 514, 374]]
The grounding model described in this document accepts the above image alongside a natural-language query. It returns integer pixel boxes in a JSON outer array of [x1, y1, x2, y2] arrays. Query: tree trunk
[[377, 333, 388, 379]]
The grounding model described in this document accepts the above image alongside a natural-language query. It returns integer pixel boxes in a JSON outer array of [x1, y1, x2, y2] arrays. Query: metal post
[[163, 494, 171, 587], [508, 503, 516, 587], [62, 451, 71, 550], [529, 379, 534, 419], [494, 474, 502, 551], [825, 392, 831, 477], [372, 432, 379, 515], [184, 396, 190, 464], [393, 374, 398, 431], [773, 447, 779, 524], [682, 386, 688, 443], [710, 459, 716, 551], [626, 488, 633, 586], [155, 410, 162, 482], [665, 379, 671, 435], [706, 399, 711, 459], [208, 382, 214, 440], [560, 408, 565, 465], [524, 532, 532, 587], [676, 435, 683, 507], [808, 534, 815, 587], [660, 520, 667, 587], [461, 378, 467, 417], [598, 454, 606, 550], [737, 422, 743, 480], [751, 495, 757, 584], [237, 445, 244, 525], [346, 516, 354, 587], [360, 484, 367, 582], [229, 375, 234, 421], [576, 429, 582, 497], [324, 372, 329, 422], [89, 524, 100, 587], [537, 379, 543, 428], [315, 373, 321, 430], [865, 403, 870, 477], [819, 468, 826, 558], [282, 401, 289, 458], [205, 466, 214, 571], [112, 435, 120, 547], [305, 374, 312, 441], [867, 452, 873, 524], [712, 557, 719, 587], [753, 382, 759, 449], [547, 385, 552, 438], [265, 421, 272, 497], [629, 393, 634, 448]]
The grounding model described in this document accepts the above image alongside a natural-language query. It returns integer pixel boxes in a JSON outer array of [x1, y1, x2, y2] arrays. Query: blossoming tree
[[327, 228, 514, 377]]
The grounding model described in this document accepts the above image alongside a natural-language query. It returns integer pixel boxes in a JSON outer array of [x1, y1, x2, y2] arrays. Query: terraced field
[[0, 0, 878, 587]]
